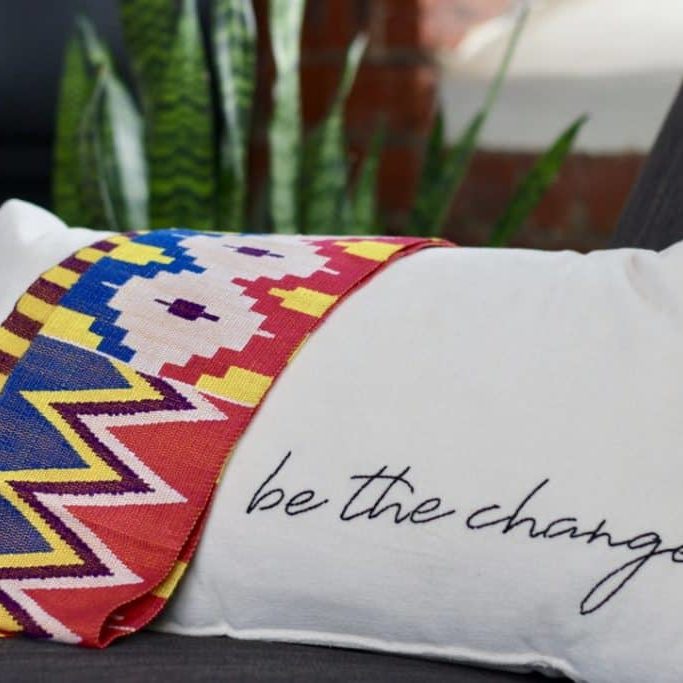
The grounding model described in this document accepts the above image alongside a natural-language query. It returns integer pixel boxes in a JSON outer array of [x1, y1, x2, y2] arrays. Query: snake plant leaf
[[77, 69, 115, 230], [120, 0, 179, 116], [72, 19, 117, 230], [301, 35, 368, 235], [409, 111, 445, 236], [269, 0, 306, 234], [147, 0, 214, 229], [345, 122, 385, 234], [100, 75, 148, 231], [53, 30, 96, 226], [409, 6, 528, 237], [421, 111, 485, 238], [488, 115, 587, 247], [213, 0, 257, 231], [76, 17, 148, 231]]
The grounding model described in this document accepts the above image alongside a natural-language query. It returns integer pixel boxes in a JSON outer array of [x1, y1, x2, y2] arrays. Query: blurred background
[[0, 0, 680, 249]]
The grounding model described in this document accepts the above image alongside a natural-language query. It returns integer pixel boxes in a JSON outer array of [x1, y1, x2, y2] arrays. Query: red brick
[[302, 0, 367, 53], [377, 144, 424, 215], [346, 63, 437, 137], [252, 0, 270, 50], [444, 151, 644, 251], [374, 0, 421, 49], [300, 60, 438, 140], [342, 139, 426, 233], [569, 155, 644, 235], [252, 0, 635, 250], [300, 62, 346, 125], [246, 140, 269, 220]]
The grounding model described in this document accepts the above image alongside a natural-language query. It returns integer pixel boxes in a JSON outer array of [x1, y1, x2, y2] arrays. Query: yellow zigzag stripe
[[0, 603, 21, 633], [0, 363, 163, 570]]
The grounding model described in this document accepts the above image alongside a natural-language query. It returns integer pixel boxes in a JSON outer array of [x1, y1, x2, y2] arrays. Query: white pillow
[[3, 200, 683, 682]]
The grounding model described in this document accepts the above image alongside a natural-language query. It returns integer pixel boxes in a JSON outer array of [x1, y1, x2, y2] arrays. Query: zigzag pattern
[[0, 360, 226, 643]]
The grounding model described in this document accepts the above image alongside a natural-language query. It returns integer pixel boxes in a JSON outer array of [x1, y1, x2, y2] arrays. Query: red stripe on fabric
[[27, 279, 65, 305], [0, 350, 18, 374], [2, 311, 41, 340], [95, 240, 118, 253], [59, 257, 92, 274]]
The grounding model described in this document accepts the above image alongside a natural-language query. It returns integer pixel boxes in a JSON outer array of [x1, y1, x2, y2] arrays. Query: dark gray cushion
[[0, 631, 552, 683], [611, 78, 683, 250]]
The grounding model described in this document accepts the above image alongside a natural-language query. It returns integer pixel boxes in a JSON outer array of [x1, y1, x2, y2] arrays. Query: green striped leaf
[[269, 0, 305, 234], [345, 122, 385, 234], [101, 75, 148, 231], [419, 111, 485, 238], [53, 30, 96, 226], [409, 6, 528, 237], [213, 0, 257, 231], [301, 35, 367, 235], [120, 0, 179, 116], [147, 0, 215, 229], [488, 115, 587, 247], [77, 17, 148, 231], [77, 70, 115, 230], [409, 111, 445, 236]]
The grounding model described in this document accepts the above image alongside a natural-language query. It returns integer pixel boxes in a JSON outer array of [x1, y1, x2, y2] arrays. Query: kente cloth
[[0, 230, 449, 647]]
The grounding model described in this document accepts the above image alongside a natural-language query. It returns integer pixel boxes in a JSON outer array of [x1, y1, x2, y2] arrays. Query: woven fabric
[[0, 230, 448, 647]]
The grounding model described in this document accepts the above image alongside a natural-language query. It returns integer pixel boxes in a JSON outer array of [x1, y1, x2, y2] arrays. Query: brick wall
[[252, 0, 644, 250], [451, 152, 644, 250]]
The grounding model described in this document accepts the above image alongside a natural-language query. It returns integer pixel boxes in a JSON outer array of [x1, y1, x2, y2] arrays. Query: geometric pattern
[[0, 230, 450, 646]]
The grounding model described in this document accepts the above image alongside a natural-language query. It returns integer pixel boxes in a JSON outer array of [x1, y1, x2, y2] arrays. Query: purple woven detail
[[154, 298, 220, 322], [59, 257, 91, 275], [0, 350, 17, 374], [92, 240, 119, 253], [27, 279, 65, 305], [237, 246, 267, 257], [0, 374, 197, 581], [0, 591, 50, 639], [3, 311, 41, 340], [226, 245, 284, 258]]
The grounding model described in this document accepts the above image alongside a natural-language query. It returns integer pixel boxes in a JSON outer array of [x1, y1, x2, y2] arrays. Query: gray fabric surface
[[0, 631, 552, 683]]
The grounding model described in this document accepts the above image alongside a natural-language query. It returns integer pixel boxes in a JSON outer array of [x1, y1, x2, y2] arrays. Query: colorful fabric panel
[[0, 230, 450, 646]]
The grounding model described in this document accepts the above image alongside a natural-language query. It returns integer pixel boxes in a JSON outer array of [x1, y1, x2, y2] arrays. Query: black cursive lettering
[[340, 465, 455, 525], [246, 452, 329, 515], [247, 454, 683, 616]]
